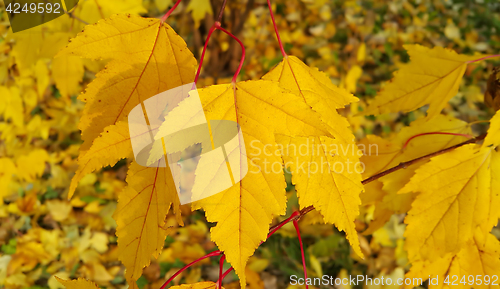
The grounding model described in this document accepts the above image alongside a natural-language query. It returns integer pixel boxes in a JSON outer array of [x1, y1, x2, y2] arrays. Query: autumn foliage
[[1, 1, 500, 289]]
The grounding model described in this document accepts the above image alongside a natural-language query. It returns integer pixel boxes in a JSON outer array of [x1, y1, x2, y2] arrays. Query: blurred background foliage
[[0, 0, 499, 289]]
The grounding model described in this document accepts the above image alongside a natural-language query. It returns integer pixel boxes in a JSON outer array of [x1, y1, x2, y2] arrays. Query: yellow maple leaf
[[16, 149, 49, 182], [155, 0, 173, 13], [69, 121, 133, 196], [57, 14, 197, 198], [35, 60, 50, 97], [362, 45, 489, 118], [359, 115, 471, 233], [276, 134, 364, 257], [75, 0, 147, 25], [261, 56, 364, 251], [187, 79, 362, 287], [484, 110, 500, 148], [262, 55, 358, 144], [405, 228, 500, 289], [399, 144, 500, 262], [361, 115, 471, 178], [0, 86, 23, 128], [56, 277, 99, 289], [52, 55, 84, 98], [344, 65, 363, 93], [187, 0, 213, 29], [0, 158, 17, 202], [113, 161, 182, 287]]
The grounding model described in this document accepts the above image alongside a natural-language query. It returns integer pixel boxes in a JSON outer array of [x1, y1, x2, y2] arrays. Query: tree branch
[[268, 133, 487, 232], [216, 0, 228, 23]]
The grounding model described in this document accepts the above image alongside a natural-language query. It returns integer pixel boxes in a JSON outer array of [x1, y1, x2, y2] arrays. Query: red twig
[[216, 0, 228, 23], [215, 23, 246, 83], [159, 250, 222, 289], [194, 25, 217, 84], [194, 22, 246, 84], [268, 211, 300, 238], [161, 0, 182, 22], [293, 220, 308, 289], [403, 132, 473, 149], [219, 267, 234, 282], [218, 255, 226, 289], [266, 0, 286, 56], [467, 54, 500, 63]]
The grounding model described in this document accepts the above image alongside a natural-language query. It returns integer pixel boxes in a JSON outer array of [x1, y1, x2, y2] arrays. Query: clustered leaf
[[57, 14, 197, 286], [362, 45, 488, 118], [56, 9, 500, 289]]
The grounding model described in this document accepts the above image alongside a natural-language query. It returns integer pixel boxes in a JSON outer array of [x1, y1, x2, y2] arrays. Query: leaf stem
[[218, 254, 226, 289], [218, 267, 234, 283], [159, 250, 222, 289], [216, 0, 229, 23], [266, 0, 286, 57], [194, 25, 218, 84], [402, 132, 473, 149], [214, 23, 246, 83], [293, 220, 308, 289], [195, 22, 246, 84], [268, 211, 300, 237], [161, 0, 183, 22], [467, 54, 500, 63]]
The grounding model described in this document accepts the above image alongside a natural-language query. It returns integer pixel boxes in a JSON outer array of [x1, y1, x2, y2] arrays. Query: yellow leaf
[[0, 86, 23, 128], [10, 28, 44, 72], [58, 14, 197, 198], [405, 228, 500, 289], [199, 81, 333, 137], [262, 55, 358, 144], [0, 158, 16, 202], [484, 110, 500, 148], [191, 82, 305, 287], [276, 134, 364, 258], [169, 282, 224, 289], [75, 0, 147, 25], [192, 132, 286, 289], [27, 114, 51, 141], [345, 65, 362, 93], [56, 277, 99, 289], [113, 161, 182, 286], [262, 56, 364, 256], [444, 19, 461, 40], [52, 55, 84, 98], [360, 115, 471, 183], [69, 121, 133, 197], [187, 0, 213, 29], [360, 115, 471, 233], [399, 145, 500, 262], [190, 78, 362, 287], [357, 43, 366, 63], [16, 149, 49, 182], [155, 0, 173, 13], [35, 60, 50, 97], [262, 56, 363, 242], [363, 45, 488, 117], [46, 200, 72, 222]]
